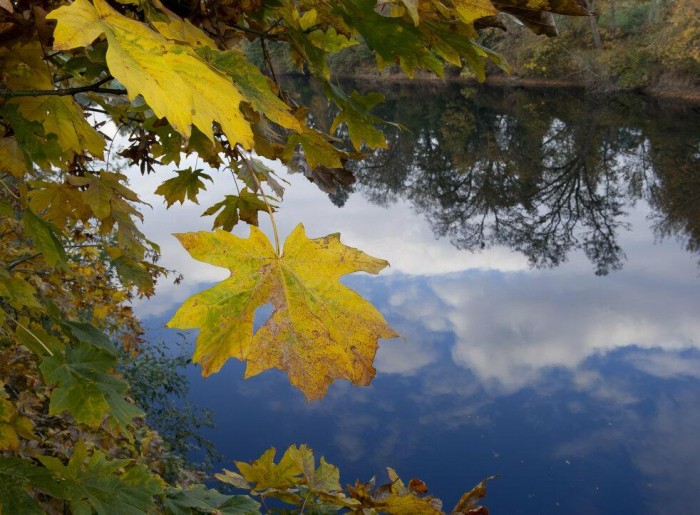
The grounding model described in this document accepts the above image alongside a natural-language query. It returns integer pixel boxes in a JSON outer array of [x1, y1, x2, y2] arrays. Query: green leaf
[[337, 0, 443, 77], [105, 246, 159, 293], [236, 158, 286, 199], [0, 398, 34, 451], [155, 168, 213, 207], [0, 136, 31, 178], [67, 170, 142, 222], [59, 320, 117, 356], [39, 441, 164, 515], [283, 130, 344, 170], [0, 268, 40, 309], [308, 27, 358, 52], [202, 190, 274, 231], [22, 210, 69, 270], [164, 485, 260, 515], [15, 324, 63, 357], [0, 457, 61, 515], [196, 47, 300, 131], [39, 343, 142, 430], [325, 83, 388, 151], [0, 42, 104, 159], [14, 95, 105, 158], [0, 198, 12, 218], [1, 105, 64, 170], [288, 444, 341, 493]]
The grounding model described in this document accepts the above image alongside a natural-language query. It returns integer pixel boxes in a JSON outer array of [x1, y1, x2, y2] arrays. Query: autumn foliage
[[1, 0, 590, 512]]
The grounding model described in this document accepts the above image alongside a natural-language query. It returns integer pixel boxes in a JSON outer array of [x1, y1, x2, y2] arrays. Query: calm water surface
[[130, 83, 700, 514]]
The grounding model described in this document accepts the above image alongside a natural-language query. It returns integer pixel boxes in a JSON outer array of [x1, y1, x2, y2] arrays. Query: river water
[[129, 82, 700, 514]]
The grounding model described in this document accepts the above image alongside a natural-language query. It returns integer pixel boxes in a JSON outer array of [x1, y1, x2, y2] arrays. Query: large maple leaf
[[47, 0, 254, 147], [167, 224, 399, 400]]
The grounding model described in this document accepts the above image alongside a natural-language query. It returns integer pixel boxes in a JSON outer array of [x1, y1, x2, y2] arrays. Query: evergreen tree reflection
[[336, 84, 700, 274]]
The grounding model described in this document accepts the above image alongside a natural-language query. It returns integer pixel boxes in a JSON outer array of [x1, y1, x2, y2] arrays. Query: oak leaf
[[167, 224, 399, 400]]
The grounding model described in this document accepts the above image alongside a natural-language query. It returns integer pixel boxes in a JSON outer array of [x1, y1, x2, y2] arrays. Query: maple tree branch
[[261, 37, 279, 86], [230, 22, 282, 40], [8, 253, 42, 270], [0, 77, 126, 98]]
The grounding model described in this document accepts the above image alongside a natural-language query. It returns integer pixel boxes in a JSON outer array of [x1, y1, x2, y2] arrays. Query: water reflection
[[297, 81, 700, 275], [152, 271, 700, 513], [133, 84, 700, 514]]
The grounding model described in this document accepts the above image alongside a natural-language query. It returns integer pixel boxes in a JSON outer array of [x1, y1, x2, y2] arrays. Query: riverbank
[[322, 0, 699, 104], [329, 70, 700, 105]]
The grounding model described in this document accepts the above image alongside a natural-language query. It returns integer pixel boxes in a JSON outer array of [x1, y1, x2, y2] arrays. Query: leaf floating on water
[[167, 224, 399, 400], [347, 467, 443, 514], [451, 475, 497, 514], [408, 477, 430, 494]]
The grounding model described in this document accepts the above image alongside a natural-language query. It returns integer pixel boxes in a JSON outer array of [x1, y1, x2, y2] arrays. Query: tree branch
[[1, 77, 127, 98], [230, 22, 282, 39]]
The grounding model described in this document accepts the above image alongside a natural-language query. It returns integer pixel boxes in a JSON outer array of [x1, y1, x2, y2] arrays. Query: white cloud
[[126, 156, 533, 318], [374, 337, 436, 376]]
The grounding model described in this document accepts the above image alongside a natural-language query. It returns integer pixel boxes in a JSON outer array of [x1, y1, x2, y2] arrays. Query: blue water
[[132, 86, 700, 514], [141, 266, 700, 514]]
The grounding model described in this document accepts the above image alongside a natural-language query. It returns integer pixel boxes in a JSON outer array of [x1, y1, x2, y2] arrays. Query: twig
[[1, 77, 126, 98], [260, 38, 279, 86], [8, 253, 41, 270], [231, 23, 282, 39], [237, 147, 281, 255]]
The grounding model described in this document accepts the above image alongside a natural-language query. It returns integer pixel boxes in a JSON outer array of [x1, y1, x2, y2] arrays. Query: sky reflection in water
[[130, 85, 700, 514]]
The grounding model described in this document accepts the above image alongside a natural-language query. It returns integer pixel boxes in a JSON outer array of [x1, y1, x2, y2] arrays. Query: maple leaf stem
[[238, 147, 281, 255], [0, 177, 20, 200], [6, 315, 54, 356]]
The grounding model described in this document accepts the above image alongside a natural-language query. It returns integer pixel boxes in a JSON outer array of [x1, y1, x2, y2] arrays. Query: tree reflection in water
[[294, 80, 699, 275]]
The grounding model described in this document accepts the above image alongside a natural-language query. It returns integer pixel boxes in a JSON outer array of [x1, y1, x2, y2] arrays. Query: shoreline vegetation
[[259, 0, 700, 103]]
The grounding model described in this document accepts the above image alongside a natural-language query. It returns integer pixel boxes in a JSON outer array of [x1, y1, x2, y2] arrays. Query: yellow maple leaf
[[47, 0, 253, 147], [453, 0, 498, 24], [0, 42, 104, 158], [0, 137, 30, 178], [167, 224, 399, 400]]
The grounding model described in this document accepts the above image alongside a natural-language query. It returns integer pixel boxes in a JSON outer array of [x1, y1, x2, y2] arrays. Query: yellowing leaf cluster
[[0, 42, 104, 163], [48, 0, 254, 147]]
